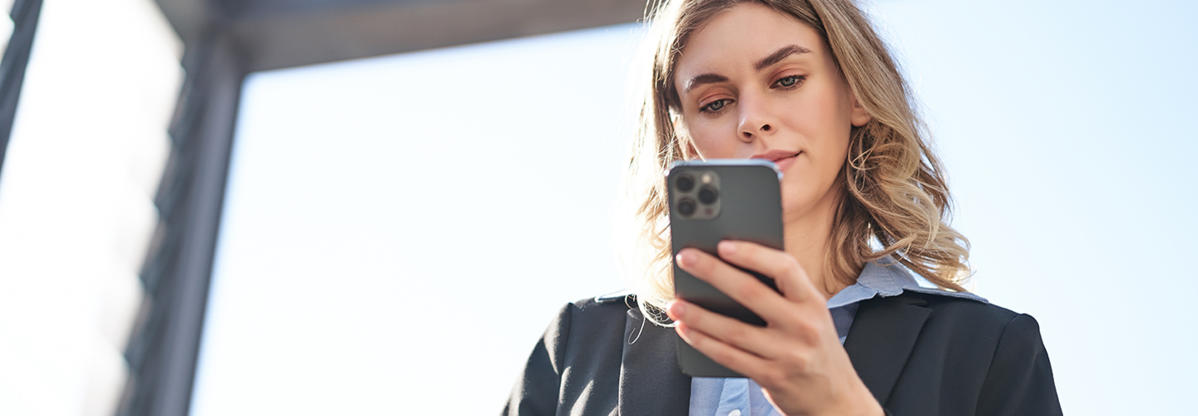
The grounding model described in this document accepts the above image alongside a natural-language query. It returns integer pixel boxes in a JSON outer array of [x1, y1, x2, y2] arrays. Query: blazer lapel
[[617, 307, 691, 415], [843, 294, 932, 406]]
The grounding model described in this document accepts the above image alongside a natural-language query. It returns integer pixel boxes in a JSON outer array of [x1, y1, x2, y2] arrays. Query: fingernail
[[669, 300, 687, 317], [676, 251, 694, 267], [718, 241, 736, 255], [676, 324, 689, 337]]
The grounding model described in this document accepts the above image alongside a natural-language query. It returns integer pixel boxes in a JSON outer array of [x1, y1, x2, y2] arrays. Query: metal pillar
[[0, 0, 43, 183], [119, 31, 245, 416]]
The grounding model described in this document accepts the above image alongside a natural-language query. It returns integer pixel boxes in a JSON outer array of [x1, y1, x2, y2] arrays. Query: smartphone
[[667, 159, 785, 378]]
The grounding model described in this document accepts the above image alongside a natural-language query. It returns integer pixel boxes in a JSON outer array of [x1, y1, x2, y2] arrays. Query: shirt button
[[728, 410, 741, 416]]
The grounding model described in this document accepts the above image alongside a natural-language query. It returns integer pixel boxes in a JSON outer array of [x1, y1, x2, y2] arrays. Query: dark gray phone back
[[666, 159, 784, 378]]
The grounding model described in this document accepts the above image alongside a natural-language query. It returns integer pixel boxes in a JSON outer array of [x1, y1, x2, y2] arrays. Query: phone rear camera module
[[678, 198, 697, 216], [698, 186, 718, 204], [676, 174, 695, 192]]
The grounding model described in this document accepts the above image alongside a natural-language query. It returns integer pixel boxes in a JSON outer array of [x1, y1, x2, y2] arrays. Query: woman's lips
[[774, 152, 800, 173]]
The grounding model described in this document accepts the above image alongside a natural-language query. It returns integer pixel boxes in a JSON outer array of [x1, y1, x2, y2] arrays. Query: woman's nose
[[739, 122, 772, 141], [737, 95, 775, 142]]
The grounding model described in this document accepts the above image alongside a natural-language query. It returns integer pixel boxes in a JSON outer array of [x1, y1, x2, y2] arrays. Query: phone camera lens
[[676, 174, 695, 192], [698, 186, 718, 204], [678, 198, 697, 216]]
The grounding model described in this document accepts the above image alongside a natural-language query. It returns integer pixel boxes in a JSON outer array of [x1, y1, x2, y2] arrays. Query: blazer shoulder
[[901, 291, 1041, 333], [554, 291, 638, 328], [506, 293, 636, 415], [591, 289, 638, 307], [567, 290, 637, 313]]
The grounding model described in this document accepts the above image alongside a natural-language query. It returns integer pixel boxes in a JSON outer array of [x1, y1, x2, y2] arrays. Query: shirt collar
[[826, 256, 988, 309]]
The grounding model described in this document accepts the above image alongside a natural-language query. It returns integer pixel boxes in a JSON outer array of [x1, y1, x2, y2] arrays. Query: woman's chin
[[780, 194, 815, 222], [780, 182, 839, 224]]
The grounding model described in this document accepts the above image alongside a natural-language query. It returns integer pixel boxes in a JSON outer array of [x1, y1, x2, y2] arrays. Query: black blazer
[[504, 292, 1061, 415]]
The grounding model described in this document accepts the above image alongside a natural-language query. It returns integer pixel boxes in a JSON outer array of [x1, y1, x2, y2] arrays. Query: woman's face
[[673, 2, 871, 220]]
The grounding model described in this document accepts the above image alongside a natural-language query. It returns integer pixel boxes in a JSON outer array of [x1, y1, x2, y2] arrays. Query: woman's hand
[[666, 240, 883, 416]]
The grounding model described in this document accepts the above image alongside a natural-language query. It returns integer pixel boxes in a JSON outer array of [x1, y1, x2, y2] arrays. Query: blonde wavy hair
[[620, 0, 972, 324]]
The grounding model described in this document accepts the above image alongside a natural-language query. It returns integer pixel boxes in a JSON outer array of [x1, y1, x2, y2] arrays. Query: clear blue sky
[[191, 1, 1198, 414]]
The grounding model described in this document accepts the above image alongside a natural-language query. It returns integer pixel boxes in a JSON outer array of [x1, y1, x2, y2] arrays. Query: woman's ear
[[849, 91, 872, 127], [681, 139, 701, 160]]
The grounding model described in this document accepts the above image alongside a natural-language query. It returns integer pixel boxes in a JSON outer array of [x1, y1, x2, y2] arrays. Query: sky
[[190, 1, 1198, 415]]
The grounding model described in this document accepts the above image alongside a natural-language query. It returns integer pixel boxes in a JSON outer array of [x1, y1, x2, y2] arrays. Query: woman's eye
[[700, 99, 730, 113], [773, 75, 805, 88]]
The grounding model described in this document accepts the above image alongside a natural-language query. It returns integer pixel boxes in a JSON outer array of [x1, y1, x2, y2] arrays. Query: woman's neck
[[782, 189, 849, 301]]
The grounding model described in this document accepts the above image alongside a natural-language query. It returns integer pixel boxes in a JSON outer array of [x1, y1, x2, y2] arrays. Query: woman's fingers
[[715, 240, 821, 304], [675, 247, 794, 324], [666, 299, 784, 360], [673, 320, 770, 379], [673, 241, 866, 416]]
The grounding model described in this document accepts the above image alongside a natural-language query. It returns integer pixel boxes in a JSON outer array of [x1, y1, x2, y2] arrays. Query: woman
[[505, 0, 1061, 414]]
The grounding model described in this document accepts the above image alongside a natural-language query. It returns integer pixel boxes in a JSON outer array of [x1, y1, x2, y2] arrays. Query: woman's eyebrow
[[754, 44, 812, 71], [684, 73, 730, 93], [683, 45, 813, 94]]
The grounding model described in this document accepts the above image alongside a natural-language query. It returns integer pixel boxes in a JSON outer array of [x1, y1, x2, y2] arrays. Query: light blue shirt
[[688, 257, 988, 416]]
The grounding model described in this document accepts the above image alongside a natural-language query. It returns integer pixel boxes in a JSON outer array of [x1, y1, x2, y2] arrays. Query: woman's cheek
[[690, 126, 734, 158]]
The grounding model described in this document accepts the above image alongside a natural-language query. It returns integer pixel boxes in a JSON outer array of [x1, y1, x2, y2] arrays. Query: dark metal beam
[[233, 0, 646, 71], [216, 0, 444, 20], [119, 30, 245, 416], [0, 0, 44, 183], [155, 0, 646, 73], [153, 0, 220, 46]]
